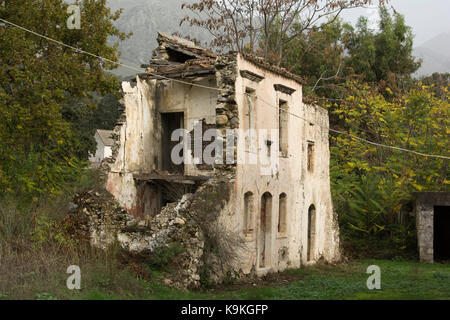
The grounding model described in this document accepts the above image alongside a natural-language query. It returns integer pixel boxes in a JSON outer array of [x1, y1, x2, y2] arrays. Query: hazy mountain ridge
[[414, 32, 450, 77], [107, 1, 449, 78], [107, 0, 211, 76]]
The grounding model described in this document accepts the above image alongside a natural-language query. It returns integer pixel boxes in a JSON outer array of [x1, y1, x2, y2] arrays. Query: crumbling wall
[[68, 173, 240, 289], [67, 189, 128, 250], [105, 78, 161, 217]]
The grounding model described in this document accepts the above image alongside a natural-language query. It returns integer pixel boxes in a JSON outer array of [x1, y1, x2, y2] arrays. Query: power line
[[1, 17, 449, 160], [0, 17, 229, 92], [247, 92, 450, 160]]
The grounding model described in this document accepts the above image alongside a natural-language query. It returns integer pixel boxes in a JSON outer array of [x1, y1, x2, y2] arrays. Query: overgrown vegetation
[[330, 82, 449, 256], [279, 7, 449, 256], [186, 178, 247, 287], [0, 0, 128, 202]]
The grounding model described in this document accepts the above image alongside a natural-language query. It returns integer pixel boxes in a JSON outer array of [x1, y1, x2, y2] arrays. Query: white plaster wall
[[106, 75, 218, 216], [89, 132, 105, 163], [226, 54, 340, 275], [104, 146, 112, 159], [155, 76, 218, 176]]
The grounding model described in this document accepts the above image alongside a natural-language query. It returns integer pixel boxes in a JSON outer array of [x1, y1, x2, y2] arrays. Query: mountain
[[107, 0, 211, 76], [107, 1, 449, 78], [414, 32, 450, 77]]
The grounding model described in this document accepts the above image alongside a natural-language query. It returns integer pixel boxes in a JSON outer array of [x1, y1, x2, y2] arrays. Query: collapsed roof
[[139, 32, 304, 84]]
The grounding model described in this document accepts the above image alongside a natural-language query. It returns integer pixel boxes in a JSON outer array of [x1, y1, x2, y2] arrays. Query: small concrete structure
[[414, 192, 450, 262], [89, 129, 114, 164]]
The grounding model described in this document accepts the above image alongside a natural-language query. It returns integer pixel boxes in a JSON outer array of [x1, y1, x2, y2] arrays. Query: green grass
[[5, 259, 447, 300], [191, 259, 450, 300]]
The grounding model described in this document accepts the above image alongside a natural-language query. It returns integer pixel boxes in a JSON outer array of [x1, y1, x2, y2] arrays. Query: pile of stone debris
[[66, 176, 234, 289]]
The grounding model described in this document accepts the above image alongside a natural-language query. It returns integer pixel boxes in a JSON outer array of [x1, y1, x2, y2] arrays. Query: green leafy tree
[[281, 18, 349, 101], [330, 81, 449, 248], [0, 0, 128, 201], [62, 92, 122, 160], [344, 6, 421, 93]]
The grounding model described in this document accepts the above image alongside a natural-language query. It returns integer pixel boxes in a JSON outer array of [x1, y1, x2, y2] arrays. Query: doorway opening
[[161, 112, 184, 174], [434, 206, 450, 261], [259, 192, 272, 268], [307, 204, 316, 262]]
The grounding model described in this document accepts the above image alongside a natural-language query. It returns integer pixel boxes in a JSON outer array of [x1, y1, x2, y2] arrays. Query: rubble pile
[[67, 175, 235, 289], [67, 189, 128, 249]]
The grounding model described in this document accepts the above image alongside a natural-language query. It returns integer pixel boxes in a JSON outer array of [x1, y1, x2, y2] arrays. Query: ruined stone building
[[105, 32, 340, 278]]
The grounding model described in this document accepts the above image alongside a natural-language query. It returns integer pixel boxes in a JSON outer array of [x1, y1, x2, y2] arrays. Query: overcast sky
[[340, 0, 450, 46]]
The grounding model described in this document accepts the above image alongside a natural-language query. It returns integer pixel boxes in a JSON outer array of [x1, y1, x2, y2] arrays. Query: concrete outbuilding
[[414, 192, 450, 262]]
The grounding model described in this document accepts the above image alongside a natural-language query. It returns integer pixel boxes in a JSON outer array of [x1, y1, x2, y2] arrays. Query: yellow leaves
[[411, 183, 424, 191]]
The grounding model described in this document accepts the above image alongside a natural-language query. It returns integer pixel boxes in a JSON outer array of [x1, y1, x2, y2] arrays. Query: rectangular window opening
[[307, 141, 314, 172], [279, 100, 288, 157]]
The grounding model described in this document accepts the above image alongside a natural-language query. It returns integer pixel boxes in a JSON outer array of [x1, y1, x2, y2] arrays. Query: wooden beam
[[133, 173, 210, 184]]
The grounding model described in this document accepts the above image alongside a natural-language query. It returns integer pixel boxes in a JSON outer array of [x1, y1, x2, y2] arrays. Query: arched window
[[307, 204, 316, 261], [278, 193, 287, 234], [243, 192, 254, 235]]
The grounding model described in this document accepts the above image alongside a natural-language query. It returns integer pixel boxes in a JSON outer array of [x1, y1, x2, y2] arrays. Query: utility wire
[[0, 17, 230, 92], [1, 17, 449, 160]]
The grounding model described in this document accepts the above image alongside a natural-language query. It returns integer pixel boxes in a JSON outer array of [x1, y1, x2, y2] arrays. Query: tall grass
[[0, 168, 144, 299]]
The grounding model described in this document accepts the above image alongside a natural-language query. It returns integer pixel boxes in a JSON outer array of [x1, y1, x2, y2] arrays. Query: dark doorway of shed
[[434, 206, 450, 261], [161, 112, 184, 174]]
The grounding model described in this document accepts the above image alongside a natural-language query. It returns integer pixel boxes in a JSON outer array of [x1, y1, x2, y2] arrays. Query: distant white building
[[89, 129, 114, 164]]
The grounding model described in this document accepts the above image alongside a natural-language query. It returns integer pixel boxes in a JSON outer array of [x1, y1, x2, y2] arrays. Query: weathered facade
[[105, 32, 340, 280]]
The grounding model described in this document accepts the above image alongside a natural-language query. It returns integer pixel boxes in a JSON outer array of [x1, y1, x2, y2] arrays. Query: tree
[[329, 81, 449, 246], [278, 6, 421, 104], [180, 0, 386, 64], [0, 0, 127, 200], [281, 18, 349, 99], [343, 6, 421, 93], [62, 92, 122, 160]]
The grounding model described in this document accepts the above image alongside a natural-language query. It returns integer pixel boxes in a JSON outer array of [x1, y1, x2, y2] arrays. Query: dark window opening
[[307, 142, 314, 172], [259, 192, 273, 268], [166, 47, 196, 63], [279, 100, 288, 157], [307, 204, 316, 261], [278, 193, 287, 234], [434, 206, 450, 261], [245, 88, 256, 129], [244, 192, 254, 235]]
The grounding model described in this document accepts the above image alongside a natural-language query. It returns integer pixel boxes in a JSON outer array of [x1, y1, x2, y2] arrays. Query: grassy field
[[3, 258, 447, 300]]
